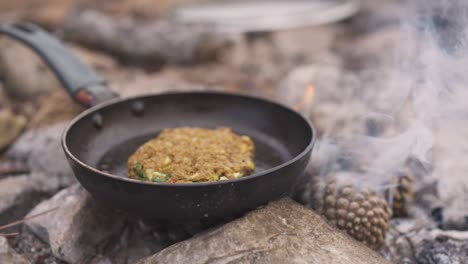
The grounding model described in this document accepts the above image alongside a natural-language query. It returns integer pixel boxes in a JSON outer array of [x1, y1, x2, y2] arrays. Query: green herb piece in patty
[[133, 162, 146, 180]]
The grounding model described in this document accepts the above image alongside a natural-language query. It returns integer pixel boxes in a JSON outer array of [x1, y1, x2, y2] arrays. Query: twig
[[0, 232, 19, 237], [0, 207, 58, 232], [0, 159, 30, 176]]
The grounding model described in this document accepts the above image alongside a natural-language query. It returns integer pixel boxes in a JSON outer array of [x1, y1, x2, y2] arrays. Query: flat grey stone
[[138, 198, 390, 264], [25, 184, 126, 263]]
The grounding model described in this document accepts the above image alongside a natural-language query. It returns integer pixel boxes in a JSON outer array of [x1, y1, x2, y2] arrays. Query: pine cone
[[385, 169, 414, 217], [312, 176, 392, 250]]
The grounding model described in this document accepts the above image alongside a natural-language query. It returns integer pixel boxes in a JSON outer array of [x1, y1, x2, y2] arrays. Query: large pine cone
[[312, 176, 392, 250]]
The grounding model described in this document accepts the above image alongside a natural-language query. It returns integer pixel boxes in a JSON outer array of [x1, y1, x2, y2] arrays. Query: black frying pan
[[0, 23, 316, 221]]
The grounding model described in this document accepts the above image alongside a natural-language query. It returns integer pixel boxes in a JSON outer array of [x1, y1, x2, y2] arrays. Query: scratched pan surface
[[63, 92, 315, 221]]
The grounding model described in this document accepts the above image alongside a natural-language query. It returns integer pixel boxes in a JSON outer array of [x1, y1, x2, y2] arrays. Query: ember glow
[[294, 84, 315, 111]]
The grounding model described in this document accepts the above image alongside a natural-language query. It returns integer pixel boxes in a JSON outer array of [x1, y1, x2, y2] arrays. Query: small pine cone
[[385, 169, 414, 217], [312, 176, 392, 250]]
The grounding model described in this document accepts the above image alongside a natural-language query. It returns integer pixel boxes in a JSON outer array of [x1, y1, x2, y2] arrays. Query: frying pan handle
[[0, 22, 118, 107]]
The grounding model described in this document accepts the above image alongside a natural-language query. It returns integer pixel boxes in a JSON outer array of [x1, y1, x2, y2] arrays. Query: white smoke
[[282, 0, 468, 193]]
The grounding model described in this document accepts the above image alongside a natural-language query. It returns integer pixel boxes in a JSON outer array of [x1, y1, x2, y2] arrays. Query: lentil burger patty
[[128, 127, 255, 183]]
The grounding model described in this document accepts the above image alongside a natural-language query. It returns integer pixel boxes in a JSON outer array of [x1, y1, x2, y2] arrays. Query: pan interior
[[65, 92, 313, 180]]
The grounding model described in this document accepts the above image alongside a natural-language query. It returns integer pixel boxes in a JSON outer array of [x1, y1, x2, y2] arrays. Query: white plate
[[172, 0, 361, 33]]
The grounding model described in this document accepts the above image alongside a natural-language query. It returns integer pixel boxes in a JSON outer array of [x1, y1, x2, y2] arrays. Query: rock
[[0, 37, 60, 100], [0, 0, 208, 29], [0, 0, 77, 29], [351, 0, 412, 33], [61, 10, 229, 68], [114, 69, 208, 97], [122, 221, 173, 264], [139, 198, 390, 264], [6, 122, 76, 192], [25, 184, 126, 263], [0, 236, 29, 264], [0, 109, 26, 151], [24, 184, 174, 263], [0, 175, 46, 227], [70, 44, 119, 73], [339, 26, 408, 71], [273, 24, 345, 65]]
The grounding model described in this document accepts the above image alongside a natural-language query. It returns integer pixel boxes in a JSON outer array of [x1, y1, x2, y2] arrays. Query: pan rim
[[62, 91, 316, 187]]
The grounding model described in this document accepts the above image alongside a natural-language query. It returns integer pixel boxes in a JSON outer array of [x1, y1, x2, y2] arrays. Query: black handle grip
[[0, 22, 117, 107]]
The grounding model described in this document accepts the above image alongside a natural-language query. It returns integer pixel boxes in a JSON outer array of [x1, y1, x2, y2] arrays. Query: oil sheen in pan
[[97, 129, 292, 179]]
